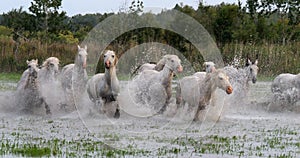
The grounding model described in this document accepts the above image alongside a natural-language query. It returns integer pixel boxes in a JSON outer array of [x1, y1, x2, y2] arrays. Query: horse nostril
[[226, 86, 233, 94], [177, 66, 183, 73], [105, 60, 110, 68]]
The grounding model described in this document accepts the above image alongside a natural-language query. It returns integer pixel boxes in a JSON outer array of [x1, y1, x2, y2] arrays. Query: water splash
[[223, 66, 250, 107], [268, 87, 300, 112]]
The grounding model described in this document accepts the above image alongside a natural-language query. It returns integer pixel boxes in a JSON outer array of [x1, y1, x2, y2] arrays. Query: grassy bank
[[1, 37, 299, 76], [0, 73, 21, 82]]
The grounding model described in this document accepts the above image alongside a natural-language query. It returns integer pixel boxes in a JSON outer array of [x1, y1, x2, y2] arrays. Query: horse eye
[[104, 55, 107, 58], [171, 59, 174, 62], [112, 55, 115, 58], [219, 77, 223, 80], [250, 68, 253, 72]]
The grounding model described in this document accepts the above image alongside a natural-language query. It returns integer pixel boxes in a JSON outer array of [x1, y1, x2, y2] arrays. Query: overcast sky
[[0, 0, 245, 16]]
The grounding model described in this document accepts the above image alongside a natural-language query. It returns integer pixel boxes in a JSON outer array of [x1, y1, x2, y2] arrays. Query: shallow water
[[0, 81, 299, 157]]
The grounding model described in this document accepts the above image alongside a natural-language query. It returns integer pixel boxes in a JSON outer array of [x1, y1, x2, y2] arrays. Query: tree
[[255, 0, 300, 44], [29, 0, 67, 34], [213, 3, 240, 46], [1, 7, 36, 39]]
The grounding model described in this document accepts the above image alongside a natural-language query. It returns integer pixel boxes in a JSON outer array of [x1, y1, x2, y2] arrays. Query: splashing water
[[268, 87, 300, 112], [223, 66, 250, 106]]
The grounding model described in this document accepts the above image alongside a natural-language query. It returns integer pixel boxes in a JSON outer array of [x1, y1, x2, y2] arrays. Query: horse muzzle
[[252, 78, 257, 84], [177, 66, 183, 73], [226, 86, 233, 94], [82, 61, 87, 69], [105, 60, 110, 69]]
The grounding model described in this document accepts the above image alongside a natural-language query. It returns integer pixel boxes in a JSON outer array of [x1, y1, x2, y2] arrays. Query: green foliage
[[1, 7, 36, 40], [0, 73, 21, 82], [222, 42, 300, 76], [0, 0, 298, 75], [0, 38, 77, 73], [57, 31, 79, 44], [0, 26, 13, 37], [213, 3, 240, 45], [29, 0, 67, 35], [13, 146, 51, 157]]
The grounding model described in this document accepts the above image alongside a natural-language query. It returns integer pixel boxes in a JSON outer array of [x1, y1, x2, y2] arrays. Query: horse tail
[[131, 62, 157, 78], [131, 65, 142, 78], [175, 81, 182, 106]]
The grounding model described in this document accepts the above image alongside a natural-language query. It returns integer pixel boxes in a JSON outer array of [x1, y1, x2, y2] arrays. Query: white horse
[[176, 69, 233, 121], [131, 55, 172, 76], [224, 59, 258, 84], [16, 59, 51, 115], [87, 50, 120, 118], [222, 59, 258, 103], [60, 45, 88, 111], [193, 61, 216, 80], [38, 57, 60, 83], [37, 57, 61, 112], [130, 54, 183, 114]]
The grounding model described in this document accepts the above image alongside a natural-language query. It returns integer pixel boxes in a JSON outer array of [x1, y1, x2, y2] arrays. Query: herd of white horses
[[15, 45, 300, 121]]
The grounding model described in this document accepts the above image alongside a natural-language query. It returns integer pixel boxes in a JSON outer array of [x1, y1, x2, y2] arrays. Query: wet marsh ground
[[0, 78, 299, 157]]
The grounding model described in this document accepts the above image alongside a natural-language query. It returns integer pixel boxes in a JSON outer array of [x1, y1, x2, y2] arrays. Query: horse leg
[[41, 97, 51, 115], [175, 83, 182, 109], [113, 101, 120, 119], [158, 85, 172, 114], [96, 99, 103, 113], [193, 104, 206, 121], [158, 100, 168, 114]]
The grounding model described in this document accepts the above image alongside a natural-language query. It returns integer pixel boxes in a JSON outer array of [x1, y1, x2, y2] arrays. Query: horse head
[[43, 57, 60, 76], [163, 54, 183, 74], [104, 50, 118, 69], [203, 61, 216, 73], [77, 45, 88, 69], [246, 59, 259, 83], [211, 69, 233, 94], [26, 59, 39, 78]]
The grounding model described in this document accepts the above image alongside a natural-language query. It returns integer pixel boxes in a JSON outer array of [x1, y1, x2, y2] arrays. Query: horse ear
[[254, 59, 258, 65], [114, 56, 118, 66], [155, 57, 167, 71], [247, 59, 252, 65], [77, 45, 81, 50], [26, 60, 29, 64], [36, 59, 38, 64], [84, 45, 87, 51], [42, 60, 48, 67]]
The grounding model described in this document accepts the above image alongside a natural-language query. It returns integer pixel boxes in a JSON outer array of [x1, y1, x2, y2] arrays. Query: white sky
[[0, 0, 246, 16]]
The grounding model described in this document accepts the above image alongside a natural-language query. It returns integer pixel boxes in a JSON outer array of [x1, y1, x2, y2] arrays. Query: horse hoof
[[114, 109, 120, 119], [46, 111, 52, 115], [158, 107, 166, 114]]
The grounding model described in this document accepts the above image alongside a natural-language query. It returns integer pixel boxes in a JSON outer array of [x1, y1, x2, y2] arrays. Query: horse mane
[[42, 57, 59, 68], [131, 61, 157, 77]]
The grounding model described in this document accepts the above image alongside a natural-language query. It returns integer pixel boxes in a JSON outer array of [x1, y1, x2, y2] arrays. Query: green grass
[[0, 73, 22, 82], [257, 75, 276, 82], [0, 132, 151, 157], [13, 146, 51, 157]]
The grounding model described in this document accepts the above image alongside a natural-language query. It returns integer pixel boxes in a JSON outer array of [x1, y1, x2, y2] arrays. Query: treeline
[[0, 0, 299, 76]]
